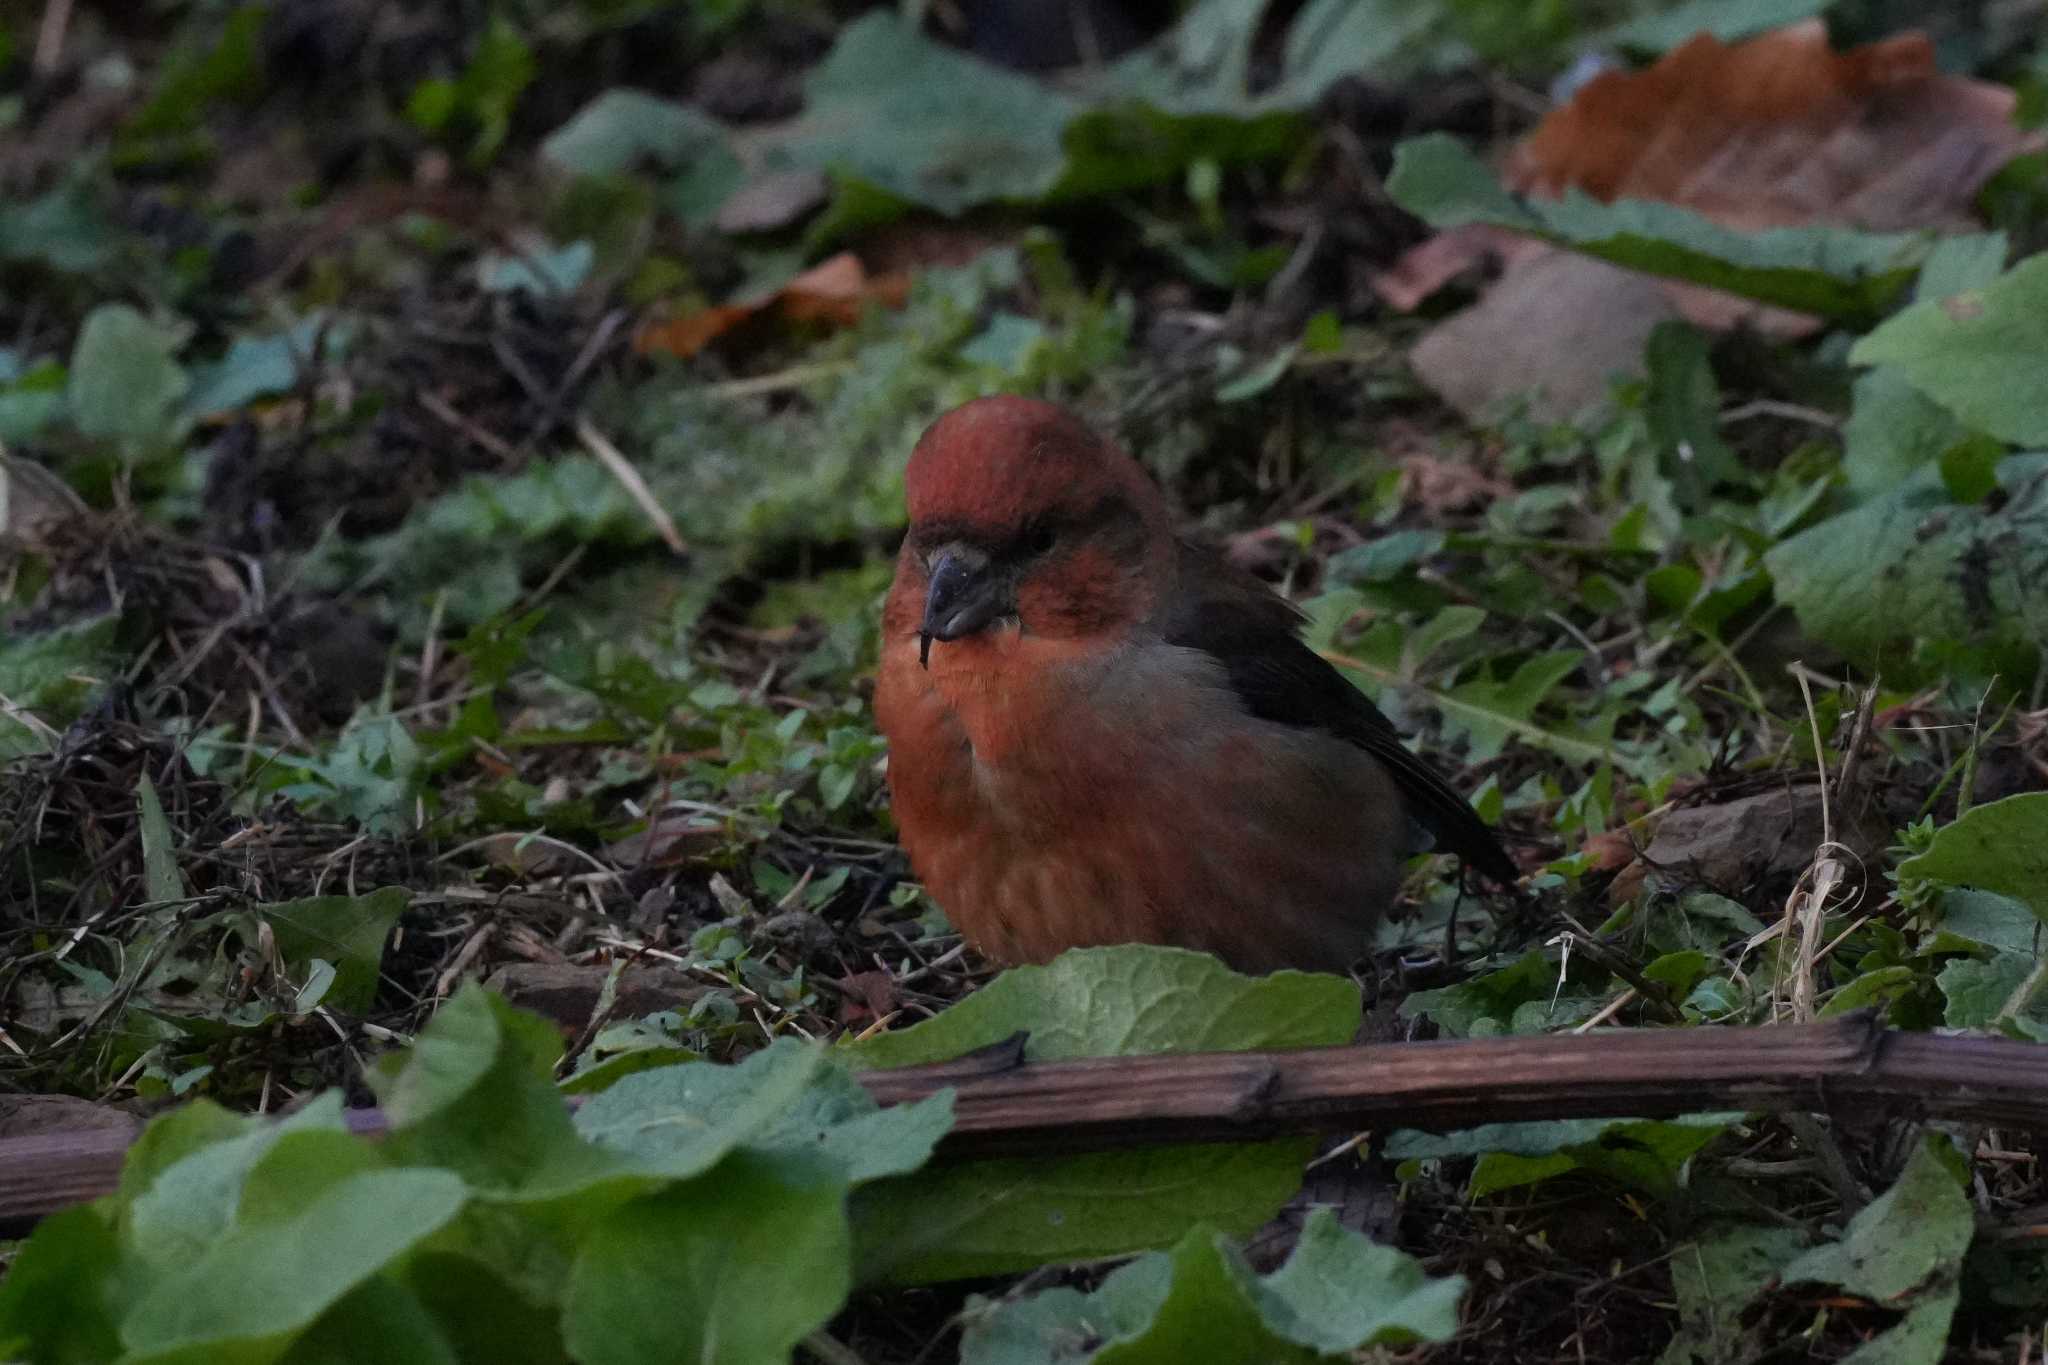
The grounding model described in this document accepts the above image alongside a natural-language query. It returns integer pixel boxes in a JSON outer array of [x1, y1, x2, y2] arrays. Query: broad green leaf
[[1777, 1138, 1971, 1363], [67, 304, 189, 446], [845, 945, 1359, 1068], [770, 13, 1074, 215], [1900, 793, 2048, 925], [1840, 368, 1963, 503], [275, 1277, 459, 1365], [137, 772, 187, 905], [0, 1206, 125, 1365], [845, 947, 1355, 1283], [1764, 458, 2048, 666], [539, 89, 735, 179], [399, 1253, 570, 1365], [746, 1064, 954, 1184], [183, 315, 347, 419], [1398, 949, 1556, 1037], [1917, 231, 2008, 301], [1389, 1115, 1734, 1199], [1932, 889, 2042, 956], [124, 1097, 348, 1276], [1596, 0, 1830, 52], [257, 887, 408, 1013], [119, 1169, 467, 1364], [0, 173, 117, 274], [1387, 134, 1926, 322], [1656, 1225, 1807, 1365], [961, 1212, 1461, 1363], [375, 986, 616, 1199], [1819, 965, 1918, 1019], [1937, 952, 2034, 1031], [1851, 253, 2048, 446], [852, 1139, 1314, 1286], [563, 1152, 850, 1365], [572, 1038, 826, 1180]]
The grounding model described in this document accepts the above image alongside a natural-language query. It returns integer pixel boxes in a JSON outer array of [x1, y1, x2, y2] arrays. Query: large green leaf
[[118, 1168, 467, 1363], [961, 1211, 1462, 1363], [0, 1206, 125, 1364], [67, 303, 189, 446], [562, 1153, 851, 1365], [255, 887, 408, 1013], [845, 945, 1359, 1068], [1764, 457, 2048, 666], [1776, 1139, 1972, 1364], [1901, 794, 2048, 927], [845, 947, 1357, 1283], [1851, 253, 2048, 446], [1386, 134, 1927, 322]]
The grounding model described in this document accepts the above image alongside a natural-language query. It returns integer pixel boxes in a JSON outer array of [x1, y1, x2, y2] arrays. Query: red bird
[[874, 397, 1516, 975]]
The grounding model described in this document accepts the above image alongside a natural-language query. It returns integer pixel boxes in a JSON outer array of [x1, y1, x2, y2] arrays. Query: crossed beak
[[919, 550, 1006, 668]]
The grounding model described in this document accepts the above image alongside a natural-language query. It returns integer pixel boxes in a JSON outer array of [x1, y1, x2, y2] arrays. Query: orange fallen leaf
[[1379, 21, 2043, 419], [635, 251, 911, 358]]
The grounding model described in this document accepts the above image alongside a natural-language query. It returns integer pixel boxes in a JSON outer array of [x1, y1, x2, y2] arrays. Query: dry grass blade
[[574, 415, 688, 556]]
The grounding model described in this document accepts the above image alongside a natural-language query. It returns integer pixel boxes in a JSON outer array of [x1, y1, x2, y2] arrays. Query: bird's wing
[[1162, 541, 1518, 885]]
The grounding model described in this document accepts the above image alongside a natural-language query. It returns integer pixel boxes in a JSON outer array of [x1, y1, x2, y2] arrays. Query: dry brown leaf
[[1380, 21, 2043, 419], [634, 251, 912, 359]]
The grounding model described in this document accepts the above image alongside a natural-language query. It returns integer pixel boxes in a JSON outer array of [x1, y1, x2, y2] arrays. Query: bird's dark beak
[[919, 551, 1003, 668]]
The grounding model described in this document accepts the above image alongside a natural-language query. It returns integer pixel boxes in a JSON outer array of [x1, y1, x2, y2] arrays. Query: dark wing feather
[[1163, 542, 1517, 886]]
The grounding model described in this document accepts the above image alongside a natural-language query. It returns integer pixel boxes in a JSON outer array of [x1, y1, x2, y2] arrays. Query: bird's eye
[[1027, 524, 1057, 555]]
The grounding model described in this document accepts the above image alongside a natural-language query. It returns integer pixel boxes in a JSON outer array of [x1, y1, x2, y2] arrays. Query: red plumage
[[875, 396, 1514, 975]]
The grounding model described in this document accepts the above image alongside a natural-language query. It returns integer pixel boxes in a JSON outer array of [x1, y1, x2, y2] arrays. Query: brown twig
[[10, 1015, 2048, 1235]]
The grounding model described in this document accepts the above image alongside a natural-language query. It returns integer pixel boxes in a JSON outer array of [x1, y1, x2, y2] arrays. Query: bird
[[873, 396, 1517, 975]]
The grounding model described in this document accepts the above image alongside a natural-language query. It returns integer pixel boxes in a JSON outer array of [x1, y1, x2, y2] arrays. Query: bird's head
[[899, 396, 1171, 666]]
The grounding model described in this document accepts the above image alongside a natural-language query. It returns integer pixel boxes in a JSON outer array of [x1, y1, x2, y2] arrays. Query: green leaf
[[1937, 952, 2035, 1031], [1656, 1224, 1807, 1365], [184, 315, 347, 419], [1596, 0, 1830, 52], [0, 172, 117, 274], [118, 1169, 467, 1363], [1387, 134, 1926, 322], [746, 1064, 954, 1184], [845, 945, 1360, 1068], [274, 1277, 459, 1365], [256, 887, 408, 1013], [1643, 321, 1743, 501], [539, 89, 735, 179], [852, 1140, 1315, 1286], [1390, 1115, 1732, 1199], [571, 1038, 827, 1180], [562, 1151, 851, 1365], [1764, 458, 2048, 666], [961, 1212, 1461, 1363], [128, 4, 266, 135], [1917, 231, 2008, 301], [1900, 793, 2048, 926], [773, 13, 1074, 215], [1777, 1138, 1971, 1362], [0, 614, 117, 760], [1399, 950, 1557, 1037], [845, 947, 1357, 1283], [1819, 965, 1918, 1019], [1840, 368, 1964, 503], [1851, 253, 2048, 446], [375, 986, 616, 1199], [137, 771, 188, 904], [123, 1098, 349, 1277], [67, 304, 189, 447], [0, 1206, 125, 1365]]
